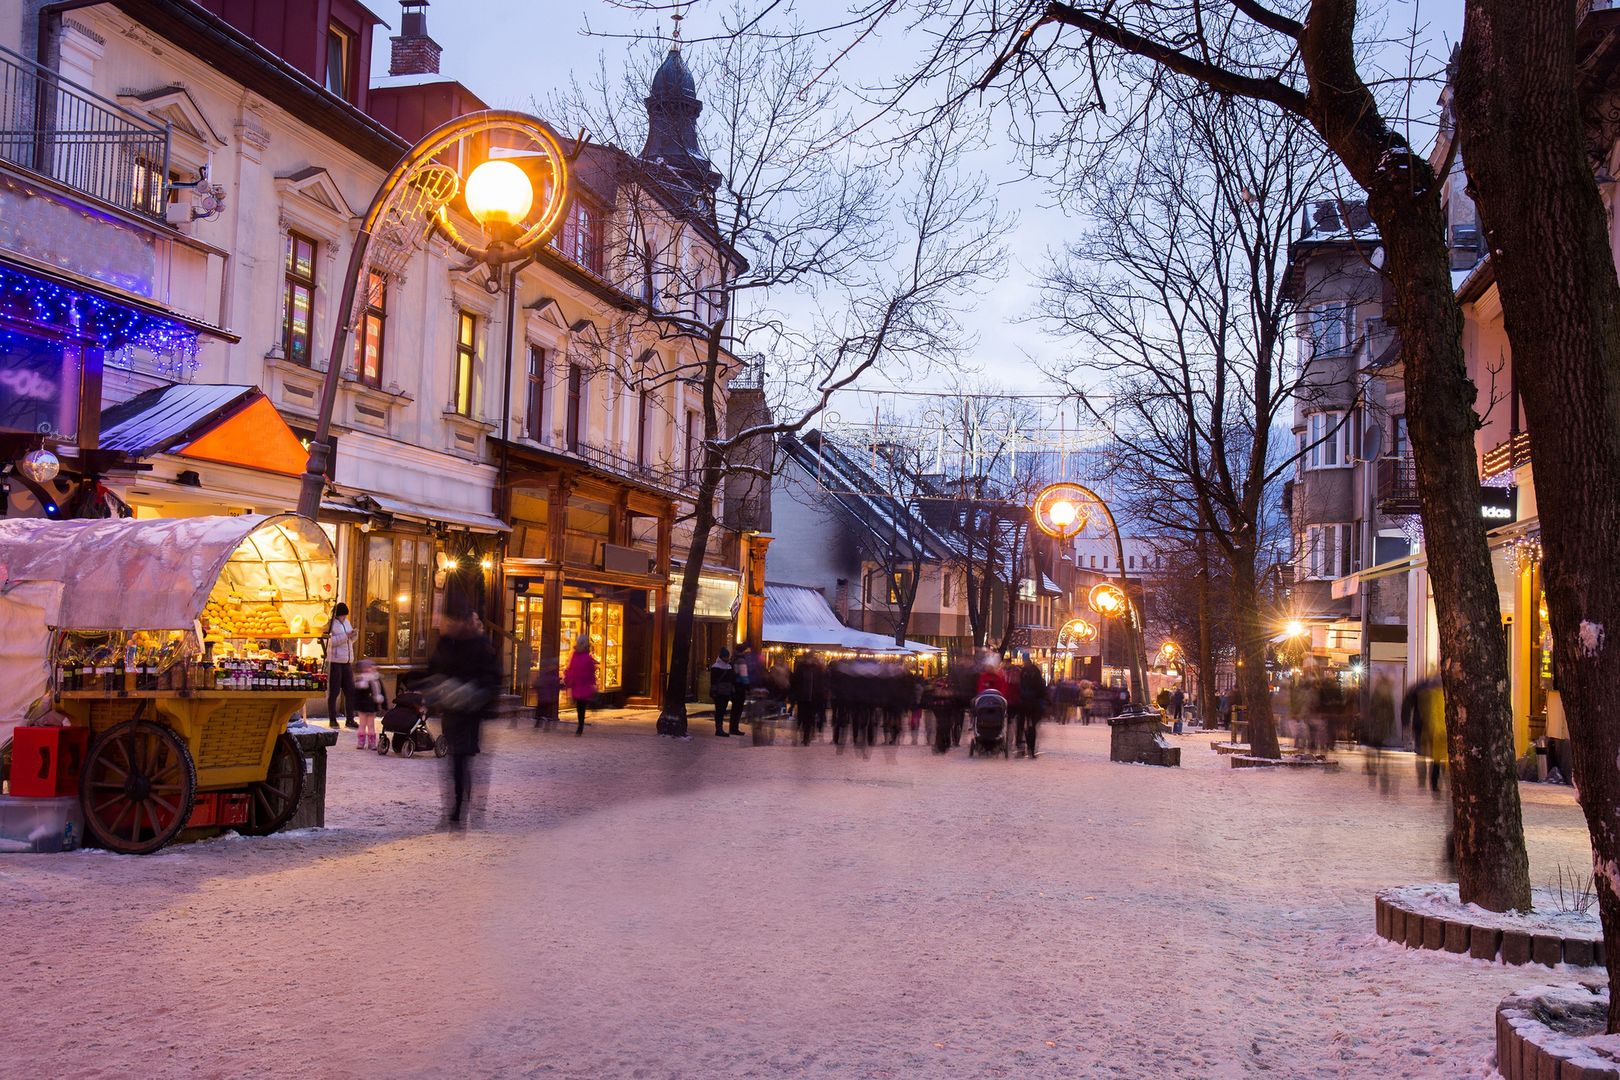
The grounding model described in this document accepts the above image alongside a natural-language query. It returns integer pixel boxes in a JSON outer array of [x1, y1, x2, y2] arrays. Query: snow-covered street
[[0, 719, 1596, 1078]]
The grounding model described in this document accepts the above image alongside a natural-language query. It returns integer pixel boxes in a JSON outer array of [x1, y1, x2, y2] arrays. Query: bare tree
[[1040, 91, 1343, 759], [557, 20, 1005, 736], [1454, 0, 1620, 1025]]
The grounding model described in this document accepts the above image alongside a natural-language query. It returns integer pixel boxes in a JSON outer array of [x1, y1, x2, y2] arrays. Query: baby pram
[[969, 690, 1011, 758], [376, 688, 449, 758]]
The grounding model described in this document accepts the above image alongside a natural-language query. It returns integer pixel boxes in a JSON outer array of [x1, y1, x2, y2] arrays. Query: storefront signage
[[667, 574, 740, 620], [0, 334, 78, 438], [1480, 485, 1516, 525]]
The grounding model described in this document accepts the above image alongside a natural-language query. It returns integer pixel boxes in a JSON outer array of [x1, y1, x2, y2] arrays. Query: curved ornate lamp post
[[1034, 480, 1151, 707], [296, 110, 571, 518]]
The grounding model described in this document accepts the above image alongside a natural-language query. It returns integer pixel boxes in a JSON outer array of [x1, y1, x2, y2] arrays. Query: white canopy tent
[[0, 514, 336, 739], [762, 583, 942, 655]]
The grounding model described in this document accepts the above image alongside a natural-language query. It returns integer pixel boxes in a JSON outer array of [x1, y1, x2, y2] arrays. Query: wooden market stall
[[0, 514, 336, 854]]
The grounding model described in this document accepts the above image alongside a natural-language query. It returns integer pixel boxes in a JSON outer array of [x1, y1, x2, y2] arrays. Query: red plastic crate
[[186, 792, 220, 828], [9, 726, 90, 798], [218, 793, 250, 827]]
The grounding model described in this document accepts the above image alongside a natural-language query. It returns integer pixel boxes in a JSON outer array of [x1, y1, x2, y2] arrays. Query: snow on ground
[[0, 718, 1599, 1078]]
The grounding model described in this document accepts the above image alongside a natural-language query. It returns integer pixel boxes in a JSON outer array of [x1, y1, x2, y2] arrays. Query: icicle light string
[[0, 264, 202, 376]]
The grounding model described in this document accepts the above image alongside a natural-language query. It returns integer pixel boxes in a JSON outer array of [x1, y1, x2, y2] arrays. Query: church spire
[[641, 11, 719, 194]]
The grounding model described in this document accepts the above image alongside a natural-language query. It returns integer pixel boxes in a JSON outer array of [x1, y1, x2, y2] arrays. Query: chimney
[[390, 0, 441, 76]]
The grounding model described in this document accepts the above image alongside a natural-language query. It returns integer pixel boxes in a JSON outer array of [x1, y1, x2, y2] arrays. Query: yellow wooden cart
[[0, 514, 337, 854]]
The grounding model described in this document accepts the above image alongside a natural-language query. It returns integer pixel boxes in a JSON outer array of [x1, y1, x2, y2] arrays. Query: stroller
[[376, 688, 449, 758], [969, 690, 1011, 758]]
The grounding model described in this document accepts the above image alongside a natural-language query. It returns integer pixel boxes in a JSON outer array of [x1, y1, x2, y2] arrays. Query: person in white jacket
[[325, 602, 360, 730]]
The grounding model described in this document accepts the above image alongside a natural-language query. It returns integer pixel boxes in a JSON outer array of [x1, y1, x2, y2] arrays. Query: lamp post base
[[656, 710, 689, 738]]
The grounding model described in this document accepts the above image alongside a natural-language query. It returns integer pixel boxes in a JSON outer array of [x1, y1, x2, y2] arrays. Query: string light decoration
[[1512, 531, 1543, 575], [0, 264, 202, 374]]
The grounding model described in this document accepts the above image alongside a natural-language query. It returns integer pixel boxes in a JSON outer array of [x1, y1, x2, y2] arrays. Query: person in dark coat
[[427, 600, 500, 828], [709, 648, 736, 737], [790, 652, 827, 745], [1015, 655, 1047, 758]]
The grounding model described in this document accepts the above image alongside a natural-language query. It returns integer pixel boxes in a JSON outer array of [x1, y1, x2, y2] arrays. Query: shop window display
[[362, 534, 433, 664]]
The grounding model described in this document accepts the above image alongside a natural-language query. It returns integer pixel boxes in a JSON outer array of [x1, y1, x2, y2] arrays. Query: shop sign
[[1480, 485, 1516, 525], [0, 334, 78, 438], [667, 573, 740, 619]]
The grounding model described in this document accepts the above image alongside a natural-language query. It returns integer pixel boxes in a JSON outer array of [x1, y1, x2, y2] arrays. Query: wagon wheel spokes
[[79, 720, 195, 855], [234, 733, 305, 836]]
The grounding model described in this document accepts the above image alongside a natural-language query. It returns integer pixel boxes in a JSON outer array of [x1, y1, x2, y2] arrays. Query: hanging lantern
[[17, 448, 60, 484]]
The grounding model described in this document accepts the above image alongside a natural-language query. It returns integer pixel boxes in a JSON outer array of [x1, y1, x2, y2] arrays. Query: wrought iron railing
[[0, 43, 170, 220], [559, 436, 699, 497], [1377, 456, 1419, 515]]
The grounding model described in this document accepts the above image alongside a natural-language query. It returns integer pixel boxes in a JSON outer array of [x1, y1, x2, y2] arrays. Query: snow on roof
[[371, 72, 456, 89], [762, 583, 937, 653], [98, 383, 257, 454]]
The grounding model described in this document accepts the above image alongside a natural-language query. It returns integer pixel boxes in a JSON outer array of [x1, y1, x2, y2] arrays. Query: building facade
[[0, 0, 756, 711]]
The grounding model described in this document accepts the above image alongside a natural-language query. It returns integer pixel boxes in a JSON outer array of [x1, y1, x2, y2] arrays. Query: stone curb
[[1375, 891, 1605, 970], [1496, 983, 1619, 1079], [1231, 754, 1341, 772]]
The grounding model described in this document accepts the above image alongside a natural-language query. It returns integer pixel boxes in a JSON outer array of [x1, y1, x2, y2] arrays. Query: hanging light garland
[[0, 263, 202, 376], [1511, 531, 1543, 575]]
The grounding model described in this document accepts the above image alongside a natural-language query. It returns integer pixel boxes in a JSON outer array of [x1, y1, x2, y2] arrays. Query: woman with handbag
[[563, 634, 597, 736]]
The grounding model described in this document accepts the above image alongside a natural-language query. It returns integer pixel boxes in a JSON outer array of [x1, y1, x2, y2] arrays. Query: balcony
[[566, 438, 698, 498], [0, 43, 170, 221], [1377, 456, 1420, 516], [1482, 430, 1532, 480]]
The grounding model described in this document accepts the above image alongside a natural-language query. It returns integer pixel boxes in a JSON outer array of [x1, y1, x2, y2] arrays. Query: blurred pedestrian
[[1405, 674, 1445, 791], [730, 642, 755, 735], [352, 658, 385, 750], [564, 634, 597, 736], [791, 652, 827, 745], [531, 656, 559, 731], [1016, 654, 1047, 759], [709, 648, 736, 738], [428, 599, 499, 828]]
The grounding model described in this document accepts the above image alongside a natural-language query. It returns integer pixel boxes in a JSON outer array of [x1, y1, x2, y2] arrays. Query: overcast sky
[[378, 1, 1465, 406]]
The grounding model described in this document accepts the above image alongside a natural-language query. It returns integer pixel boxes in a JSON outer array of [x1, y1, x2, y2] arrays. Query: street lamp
[[1032, 480, 1151, 708], [296, 111, 571, 519]]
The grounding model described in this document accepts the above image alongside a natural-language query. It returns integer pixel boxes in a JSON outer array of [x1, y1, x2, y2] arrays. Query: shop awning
[[0, 252, 238, 343], [99, 384, 307, 476], [324, 491, 510, 534], [763, 582, 940, 655]]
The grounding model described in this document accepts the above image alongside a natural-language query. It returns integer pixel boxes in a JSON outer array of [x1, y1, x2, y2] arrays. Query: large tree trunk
[[658, 486, 718, 738], [1291, 0, 1531, 915], [1196, 533, 1217, 728], [1230, 552, 1280, 759], [1456, 0, 1620, 1021]]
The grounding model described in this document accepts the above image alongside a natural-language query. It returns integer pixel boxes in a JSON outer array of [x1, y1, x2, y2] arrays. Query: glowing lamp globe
[[1088, 582, 1128, 619], [1284, 619, 1306, 638], [1033, 482, 1092, 540], [464, 159, 533, 228], [1061, 617, 1098, 645]]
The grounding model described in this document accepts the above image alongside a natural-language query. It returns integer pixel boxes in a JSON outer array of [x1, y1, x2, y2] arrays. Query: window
[[362, 534, 433, 662], [1390, 415, 1409, 459], [283, 231, 317, 366], [566, 363, 584, 450], [684, 409, 701, 482], [1306, 411, 1350, 469], [526, 345, 547, 442], [132, 158, 169, 216], [1305, 523, 1356, 580], [1309, 304, 1351, 357], [636, 388, 650, 466], [1129, 555, 1136, 570], [353, 272, 386, 386], [453, 310, 477, 416], [325, 23, 352, 99], [942, 569, 953, 607]]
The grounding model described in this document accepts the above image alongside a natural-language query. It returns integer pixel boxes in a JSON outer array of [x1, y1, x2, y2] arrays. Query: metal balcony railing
[[0, 43, 170, 220], [562, 437, 699, 497], [1377, 456, 1419, 515]]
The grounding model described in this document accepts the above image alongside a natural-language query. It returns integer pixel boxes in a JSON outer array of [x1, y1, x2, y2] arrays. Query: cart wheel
[[375, 736, 390, 756], [80, 720, 196, 855], [402, 740, 416, 759], [235, 733, 305, 836], [434, 735, 449, 758]]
